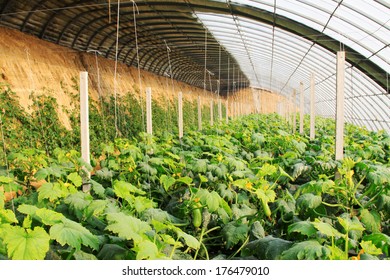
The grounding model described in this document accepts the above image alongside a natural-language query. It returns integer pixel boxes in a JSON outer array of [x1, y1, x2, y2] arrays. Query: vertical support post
[[210, 99, 214, 126], [218, 99, 222, 121], [178, 91, 183, 139], [310, 73, 315, 140], [197, 96, 202, 130], [146, 87, 153, 135], [293, 89, 297, 133], [299, 82, 304, 134], [80, 71, 90, 191], [335, 51, 345, 160]]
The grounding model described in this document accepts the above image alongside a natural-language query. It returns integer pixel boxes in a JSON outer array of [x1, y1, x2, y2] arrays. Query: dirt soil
[[0, 27, 286, 128]]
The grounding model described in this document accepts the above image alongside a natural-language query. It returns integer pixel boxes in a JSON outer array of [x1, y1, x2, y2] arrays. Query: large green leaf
[[67, 172, 83, 187], [311, 219, 343, 237], [242, 236, 292, 260], [288, 221, 317, 237], [160, 175, 176, 192], [360, 209, 381, 233], [196, 189, 221, 212], [113, 180, 146, 197], [105, 212, 151, 243], [175, 228, 200, 250], [363, 233, 390, 256], [222, 222, 249, 249], [281, 240, 330, 260], [18, 204, 64, 226], [296, 193, 322, 210], [0, 209, 18, 224], [337, 214, 365, 233], [360, 240, 382, 255], [37, 182, 68, 202], [2, 226, 49, 260], [135, 240, 160, 260], [50, 218, 99, 251]]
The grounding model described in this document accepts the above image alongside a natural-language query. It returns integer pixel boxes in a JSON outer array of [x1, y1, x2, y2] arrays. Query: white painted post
[[293, 89, 297, 133], [80, 71, 90, 191], [178, 91, 183, 139], [197, 95, 202, 130], [210, 99, 214, 126], [335, 51, 345, 160], [310, 73, 315, 140], [218, 99, 222, 121], [299, 82, 304, 135], [146, 87, 153, 135]]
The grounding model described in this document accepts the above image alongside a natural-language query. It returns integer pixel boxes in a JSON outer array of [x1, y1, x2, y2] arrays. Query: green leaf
[[50, 218, 99, 251], [296, 193, 322, 210], [0, 209, 18, 224], [175, 176, 193, 186], [134, 196, 156, 213], [199, 174, 208, 183], [160, 175, 176, 192], [90, 179, 105, 198], [222, 222, 249, 249], [2, 226, 49, 260], [106, 212, 151, 243], [67, 172, 82, 187], [337, 214, 365, 233], [0, 176, 13, 183], [288, 221, 317, 237], [18, 204, 64, 226], [360, 209, 381, 233], [113, 180, 145, 197], [73, 250, 98, 260], [281, 240, 330, 260], [362, 233, 390, 256], [97, 244, 127, 260], [191, 159, 208, 173], [175, 229, 200, 249], [196, 189, 221, 213], [251, 221, 265, 239], [242, 236, 292, 260], [257, 163, 277, 178], [22, 215, 32, 229], [135, 240, 159, 260], [37, 182, 67, 202], [255, 189, 276, 203], [360, 240, 382, 255], [312, 219, 343, 237]]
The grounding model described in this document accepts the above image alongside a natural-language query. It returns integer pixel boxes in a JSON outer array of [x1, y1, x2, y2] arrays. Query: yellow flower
[[245, 181, 253, 190]]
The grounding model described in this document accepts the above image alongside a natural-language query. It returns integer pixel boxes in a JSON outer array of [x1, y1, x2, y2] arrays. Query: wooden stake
[[335, 51, 345, 160], [178, 91, 183, 139], [310, 74, 315, 140], [80, 71, 90, 192]]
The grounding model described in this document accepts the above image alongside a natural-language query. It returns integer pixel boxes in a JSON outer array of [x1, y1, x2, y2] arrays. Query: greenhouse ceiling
[[0, 0, 389, 131]]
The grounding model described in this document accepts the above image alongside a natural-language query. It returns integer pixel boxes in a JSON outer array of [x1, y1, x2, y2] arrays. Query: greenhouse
[[0, 0, 389, 262]]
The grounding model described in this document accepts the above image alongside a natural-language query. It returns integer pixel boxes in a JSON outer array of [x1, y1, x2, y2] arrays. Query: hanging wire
[[204, 28, 208, 96], [25, 48, 49, 155], [164, 40, 175, 133], [88, 49, 109, 143], [132, 0, 145, 133], [113, 0, 121, 137]]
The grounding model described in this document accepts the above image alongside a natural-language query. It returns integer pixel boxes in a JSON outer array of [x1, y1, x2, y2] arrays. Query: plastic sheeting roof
[[0, 0, 389, 131]]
